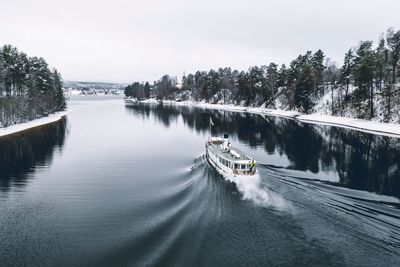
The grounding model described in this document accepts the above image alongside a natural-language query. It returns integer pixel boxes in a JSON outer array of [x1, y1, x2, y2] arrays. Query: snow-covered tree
[[0, 44, 66, 127]]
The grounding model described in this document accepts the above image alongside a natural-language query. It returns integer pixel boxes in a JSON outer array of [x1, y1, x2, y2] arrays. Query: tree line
[[125, 27, 400, 122], [0, 45, 66, 127]]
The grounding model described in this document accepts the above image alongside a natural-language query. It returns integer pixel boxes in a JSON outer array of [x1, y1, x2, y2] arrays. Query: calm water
[[1, 96, 400, 266]]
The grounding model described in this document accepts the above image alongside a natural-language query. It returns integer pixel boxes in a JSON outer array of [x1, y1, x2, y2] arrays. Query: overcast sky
[[0, 0, 399, 83]]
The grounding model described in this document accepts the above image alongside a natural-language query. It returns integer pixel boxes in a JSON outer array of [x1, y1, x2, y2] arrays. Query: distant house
[[175, 71, 186, 90], [176, 83, 183, 90]]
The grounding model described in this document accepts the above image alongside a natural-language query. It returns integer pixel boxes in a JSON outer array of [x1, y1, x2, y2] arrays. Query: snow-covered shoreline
[[131, 99, 400, 138], [0, 110, 70, 138]]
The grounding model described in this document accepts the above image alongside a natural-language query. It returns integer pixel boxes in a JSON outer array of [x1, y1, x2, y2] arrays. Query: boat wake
[[199, 154, 290, 209], [224, 173, 268, 204], [225, 172, 290, 210]]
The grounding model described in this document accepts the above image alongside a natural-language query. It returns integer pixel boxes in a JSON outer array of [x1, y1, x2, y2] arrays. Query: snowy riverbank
[[0, 110, 70, 138], [131, 99, 400, 138]]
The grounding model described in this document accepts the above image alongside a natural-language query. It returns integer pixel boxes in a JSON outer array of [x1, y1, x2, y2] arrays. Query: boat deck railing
[[233, 169, 256, 176], [208, 143, 249, 161]]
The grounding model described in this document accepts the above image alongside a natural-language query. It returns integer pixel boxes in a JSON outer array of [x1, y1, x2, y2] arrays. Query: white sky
[[0, 0, 399, 83]]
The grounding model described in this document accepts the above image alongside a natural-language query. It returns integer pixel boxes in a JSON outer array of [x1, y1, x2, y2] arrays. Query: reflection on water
[[1, 98, 399, 266], [126, 103, 400, 199], [0, 118, 67, 191]]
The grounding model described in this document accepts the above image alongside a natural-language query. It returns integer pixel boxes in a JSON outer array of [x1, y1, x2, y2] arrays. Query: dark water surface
[[1, 96, 400, 266]]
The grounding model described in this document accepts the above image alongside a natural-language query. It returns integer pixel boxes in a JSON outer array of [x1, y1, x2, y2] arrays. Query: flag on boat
[[210, 117, 214, 126]]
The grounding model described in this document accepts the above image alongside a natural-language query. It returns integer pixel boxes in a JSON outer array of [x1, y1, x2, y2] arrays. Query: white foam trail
[[223, 172, 289, 210]]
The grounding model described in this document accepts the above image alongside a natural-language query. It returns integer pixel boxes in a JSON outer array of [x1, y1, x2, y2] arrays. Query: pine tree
[[144, 81, 150, 98], [52, 69, 66, 110], [277, 64, 287, 88], [265, 63, 278, 105], [0, 45, 18, 96], [207, 69, 221, 98], [353, 41, 376, 118], [237, 71, 251, 105], [375, 36, 387, 91], [124, 84, 133, 97], [0, 54, 4, 96], [294, 64, 314, 113], [311, 49, 325, 96], [340, 49, 355, 100], [286, 52, 312, 109], [323, 59, 339, 114], [387, 29, 400, 84], [194, 71, 208, 100], [248, 66, 264, 104]]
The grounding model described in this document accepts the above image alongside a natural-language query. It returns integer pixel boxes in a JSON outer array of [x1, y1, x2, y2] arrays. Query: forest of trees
[[0, 45, 66, 127], [125, 28, 400, 122]]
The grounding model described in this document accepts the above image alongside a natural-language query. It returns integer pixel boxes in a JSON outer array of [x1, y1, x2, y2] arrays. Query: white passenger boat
[[206, 134, 256, 176], [124, 98, 138, 106]]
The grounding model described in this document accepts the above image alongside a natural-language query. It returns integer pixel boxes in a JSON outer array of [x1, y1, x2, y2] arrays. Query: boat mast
[[209, 116, 214, 136]]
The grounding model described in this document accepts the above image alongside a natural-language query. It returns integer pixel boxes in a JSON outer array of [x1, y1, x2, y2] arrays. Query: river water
[[1, 96, 400, 266]]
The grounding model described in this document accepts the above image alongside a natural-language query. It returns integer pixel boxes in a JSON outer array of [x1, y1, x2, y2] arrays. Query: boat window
[[234, 164, 239, 169]]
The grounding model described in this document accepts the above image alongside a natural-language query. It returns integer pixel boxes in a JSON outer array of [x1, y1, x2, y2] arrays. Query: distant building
[[175, 71, 186, 90]]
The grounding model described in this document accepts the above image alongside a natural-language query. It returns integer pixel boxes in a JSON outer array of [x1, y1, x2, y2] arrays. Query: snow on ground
[[0, 110, 71, 138], [126, 98, 400, 138], [295, 114, 400, 138]]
